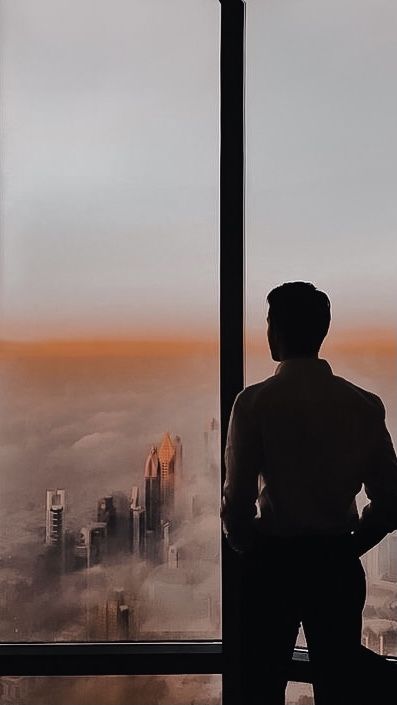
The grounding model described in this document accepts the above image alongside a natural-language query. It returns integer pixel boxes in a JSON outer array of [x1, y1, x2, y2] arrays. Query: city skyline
[[0, 388, 221, 643]]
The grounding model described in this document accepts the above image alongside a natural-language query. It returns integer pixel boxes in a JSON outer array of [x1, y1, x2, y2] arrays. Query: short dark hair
[[267, 282, 331, 356]]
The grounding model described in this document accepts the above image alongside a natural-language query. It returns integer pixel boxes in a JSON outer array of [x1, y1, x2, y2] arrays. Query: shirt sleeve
[[221, 392, 263, 552], [361, 397, 397, 533]]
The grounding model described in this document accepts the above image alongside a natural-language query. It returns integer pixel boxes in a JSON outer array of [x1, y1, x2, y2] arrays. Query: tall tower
[[162, 520, 171, 562], [74, 523, 107, 569], [107, 589, 129, 641], [389, 533, 397, 582], [97, 496, 116, 536], [144, 446, 161, 535], [204, 417, 220, 475], [158, 432, 176, 519], [173, 435, 183, 512], [129, 486, 146, 556], [174, 435, 183, 479], [45, 489, 66, 545], [91, 589, 130, 640]]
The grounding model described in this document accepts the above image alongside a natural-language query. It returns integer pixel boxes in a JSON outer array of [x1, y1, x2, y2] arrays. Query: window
[[245, 0, 397, 657], [0, 0, 220, 646], [2, 0, 395, 701]]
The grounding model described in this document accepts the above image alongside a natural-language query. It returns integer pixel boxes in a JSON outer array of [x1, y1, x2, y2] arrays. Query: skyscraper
[[173, 434, 184, 513], [144, 446, 161, 535], [74, 523, 107, 569], [174, 434, 183, 479], [129, 486, 146, 557], [158, 432, 176, 519], [377, 533, 397, 583], [97, 495, 116, 536], [107, 589, 129, 641], [204, 417, 219, 475], [45, 489, 66, 546], [90, 589, 131, 641], [390, 533, 397, 582], [161, 519, 171, 562]]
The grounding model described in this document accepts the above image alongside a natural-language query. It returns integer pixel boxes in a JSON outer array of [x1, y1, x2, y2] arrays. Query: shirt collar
[[275, 358, 333, 377]]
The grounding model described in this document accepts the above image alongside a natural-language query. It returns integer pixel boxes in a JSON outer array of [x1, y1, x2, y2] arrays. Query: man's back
[[222, 357, 397, 544], [226, 282, 397, 705]]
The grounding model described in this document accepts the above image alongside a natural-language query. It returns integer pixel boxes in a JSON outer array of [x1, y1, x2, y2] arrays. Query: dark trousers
[[240, 535, 366, 705]]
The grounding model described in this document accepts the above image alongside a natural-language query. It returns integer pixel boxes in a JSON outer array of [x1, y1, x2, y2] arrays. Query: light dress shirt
[[222, 358, 397, 551]]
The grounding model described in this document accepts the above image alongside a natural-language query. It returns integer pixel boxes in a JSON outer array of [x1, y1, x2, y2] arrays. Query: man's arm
[[352, 398, 397, 557], [221, 392, 262, 553]]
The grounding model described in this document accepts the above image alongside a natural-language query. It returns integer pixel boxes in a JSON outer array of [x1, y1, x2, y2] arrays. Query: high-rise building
[[173, 434, 184, 515], [144, 446, 161, 534], [158, 432, 176, 519], [174, 434, 183, 479], [161, 520, 171, 562], [107, 589, 128, 641], [204, 417, 219, 475], [74, 523, 107, 569], [90, 589, 130, 641], [378, 536, 390, 579], [97, 495, 116, 536], [377, 532, 397, 583], [389, 533, 397, 581], [45, 489, 66, 546], [129, 486, 146, 557], [145, 529, 158, 562], [64, 530, 76, 572], [111, 492, 131, 553]]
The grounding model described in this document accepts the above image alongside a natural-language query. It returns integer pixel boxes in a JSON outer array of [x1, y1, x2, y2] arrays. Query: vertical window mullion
[[220, 2, 246, 704]]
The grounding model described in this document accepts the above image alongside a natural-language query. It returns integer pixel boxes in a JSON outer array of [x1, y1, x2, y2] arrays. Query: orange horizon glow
[[0, 337, 219, 359], [323, 328, 397, 355], [0, 326, 395, 358], [248, 327, 397, 357]]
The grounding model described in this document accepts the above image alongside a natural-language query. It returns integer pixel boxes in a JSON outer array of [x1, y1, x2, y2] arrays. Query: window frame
[[1, 1, 395, 703]]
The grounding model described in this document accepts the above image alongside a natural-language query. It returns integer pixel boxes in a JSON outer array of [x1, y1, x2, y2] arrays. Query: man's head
[[266, 282, 331, 361]]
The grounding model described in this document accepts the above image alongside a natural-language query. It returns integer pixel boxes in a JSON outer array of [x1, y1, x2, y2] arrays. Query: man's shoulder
[[331, 375, 385, 415], [236, 376, 278, 410]]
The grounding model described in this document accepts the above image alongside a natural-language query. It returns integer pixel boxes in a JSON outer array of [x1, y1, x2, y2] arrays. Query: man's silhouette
[[221, 282, 397, 705]]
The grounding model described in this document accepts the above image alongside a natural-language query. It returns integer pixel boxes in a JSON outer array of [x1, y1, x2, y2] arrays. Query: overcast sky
[[246, 0, 397, 338], [0, 0, 219, 340], [1, 0, 396, 341]]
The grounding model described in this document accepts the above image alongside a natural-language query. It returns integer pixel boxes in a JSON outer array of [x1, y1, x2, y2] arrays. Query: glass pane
[[0, 0, 220, 642], [0, 675, 221, 705], [246, 0, 397, 656]]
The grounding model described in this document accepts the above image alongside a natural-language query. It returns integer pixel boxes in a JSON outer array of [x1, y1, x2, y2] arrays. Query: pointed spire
[[158, 432, 175, 465], [144, 446, 160, 478]]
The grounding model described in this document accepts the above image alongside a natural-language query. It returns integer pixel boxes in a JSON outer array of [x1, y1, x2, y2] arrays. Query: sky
[[0, 0, 396, 343], [246, 0, 397, 340], [0, 0, 219, 341]]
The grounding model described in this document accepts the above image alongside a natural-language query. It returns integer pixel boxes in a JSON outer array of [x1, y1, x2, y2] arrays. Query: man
[[221, 281, 397, 705]]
